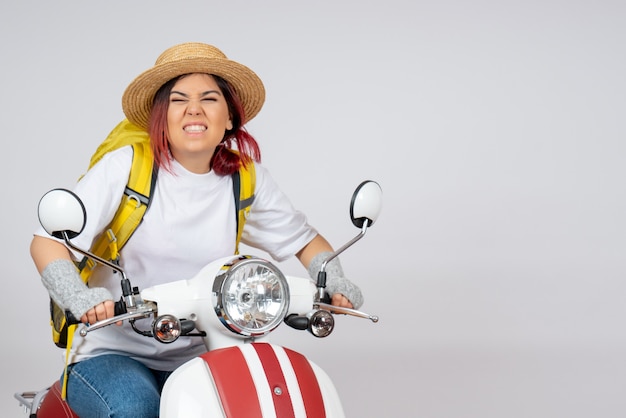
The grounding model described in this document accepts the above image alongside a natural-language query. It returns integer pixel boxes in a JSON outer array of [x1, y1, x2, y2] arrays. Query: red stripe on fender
[[284, 348, 326, 418], [200, 348, 263, 418], [253, 343, 296, 418]]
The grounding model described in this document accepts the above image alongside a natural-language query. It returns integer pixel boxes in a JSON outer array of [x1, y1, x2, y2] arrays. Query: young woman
[[30, 42, 363, 417]]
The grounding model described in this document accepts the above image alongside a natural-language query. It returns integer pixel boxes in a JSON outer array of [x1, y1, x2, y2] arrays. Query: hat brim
[[122, 57, 265, 130]]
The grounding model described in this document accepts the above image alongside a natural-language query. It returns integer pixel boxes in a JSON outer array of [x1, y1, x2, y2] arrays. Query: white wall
[[3, 1, 625, 417]]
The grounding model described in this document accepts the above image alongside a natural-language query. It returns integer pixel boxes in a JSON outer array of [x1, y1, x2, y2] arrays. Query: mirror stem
[[315, 221, 369, 302], [61, 231, 136, 308]]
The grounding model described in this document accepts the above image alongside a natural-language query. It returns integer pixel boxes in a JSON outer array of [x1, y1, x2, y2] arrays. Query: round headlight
[[213, 256, 289, 337]]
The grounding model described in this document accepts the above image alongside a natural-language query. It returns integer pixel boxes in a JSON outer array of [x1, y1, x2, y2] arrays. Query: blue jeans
[[63, 354, 172, 418]]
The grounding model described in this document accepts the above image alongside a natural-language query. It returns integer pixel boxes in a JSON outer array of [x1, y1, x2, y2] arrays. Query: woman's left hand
[[331, 293, 353, 309]]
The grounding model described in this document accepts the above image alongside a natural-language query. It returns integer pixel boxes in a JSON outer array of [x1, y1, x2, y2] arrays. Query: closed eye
[[170, 89, 222, 100]]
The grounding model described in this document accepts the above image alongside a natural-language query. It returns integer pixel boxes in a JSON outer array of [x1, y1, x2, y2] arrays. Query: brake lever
[[65, 299, 128, 326], [314, 302, 379, 323], [78, 302, 157, 336]]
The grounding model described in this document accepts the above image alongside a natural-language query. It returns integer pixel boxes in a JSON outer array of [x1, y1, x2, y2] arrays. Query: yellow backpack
[[50, 119, 256, 349]]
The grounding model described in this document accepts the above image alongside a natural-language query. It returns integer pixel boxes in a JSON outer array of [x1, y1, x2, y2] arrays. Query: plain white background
[[2, 1, 625, 417]]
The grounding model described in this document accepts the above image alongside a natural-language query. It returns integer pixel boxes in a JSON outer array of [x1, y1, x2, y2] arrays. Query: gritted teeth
[[184, 124, 207, 132]]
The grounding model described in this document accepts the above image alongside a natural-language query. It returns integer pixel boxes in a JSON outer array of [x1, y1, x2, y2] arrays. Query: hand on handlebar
[[330, 293, 353, 309], [80, 300, 122, 326]]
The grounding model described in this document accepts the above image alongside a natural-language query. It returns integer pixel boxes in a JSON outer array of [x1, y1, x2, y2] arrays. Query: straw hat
[[122, 42, 265, 130]]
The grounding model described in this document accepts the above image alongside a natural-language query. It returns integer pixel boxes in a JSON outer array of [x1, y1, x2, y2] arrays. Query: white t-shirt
[[35, 146, 318, 370]]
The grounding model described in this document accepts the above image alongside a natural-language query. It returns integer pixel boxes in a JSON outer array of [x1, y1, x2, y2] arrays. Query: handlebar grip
[[65, 310, 80, 326], [321, 292, 332, 304], [65, 299, 127, 325], [114, 299, 127, 315]]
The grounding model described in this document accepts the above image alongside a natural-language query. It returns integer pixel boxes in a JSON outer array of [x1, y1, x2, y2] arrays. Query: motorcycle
[[16, 180, 382, 417]]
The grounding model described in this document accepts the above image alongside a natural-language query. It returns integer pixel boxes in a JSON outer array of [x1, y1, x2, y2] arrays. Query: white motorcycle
[[16, 180, 382, 417]]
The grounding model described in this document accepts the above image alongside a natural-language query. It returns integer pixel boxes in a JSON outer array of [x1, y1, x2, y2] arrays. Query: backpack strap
[[232, 160, 256, 254], [78, 140, 157, 280]]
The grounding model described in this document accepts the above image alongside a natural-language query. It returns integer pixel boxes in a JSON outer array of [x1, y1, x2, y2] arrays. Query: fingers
[[80, 300, 116, 324], [330, 293, 353, 309]]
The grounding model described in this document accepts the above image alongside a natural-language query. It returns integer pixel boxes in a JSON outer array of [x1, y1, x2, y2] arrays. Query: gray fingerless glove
[[307, 251, 364, 309], [41, 259, 113, 319]]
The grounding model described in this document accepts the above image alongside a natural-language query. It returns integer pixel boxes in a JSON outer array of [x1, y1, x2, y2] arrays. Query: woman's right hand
[[80, 300, 121, 325]]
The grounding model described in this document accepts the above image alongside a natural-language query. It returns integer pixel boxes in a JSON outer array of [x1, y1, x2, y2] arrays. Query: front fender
[[160, 343, 345, 418]]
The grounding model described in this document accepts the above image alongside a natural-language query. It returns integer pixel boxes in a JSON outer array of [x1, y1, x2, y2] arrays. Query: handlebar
[[65, 300, 156, 337], [65, 286, 377, 342], [65, 299, 128, 326], [78, 307, 156, 337], [316, 292, 378, 322]]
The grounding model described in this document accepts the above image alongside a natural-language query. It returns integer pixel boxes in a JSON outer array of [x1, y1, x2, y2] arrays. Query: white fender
[[160, 343, 345, 418], [160, 357, 223, 418]]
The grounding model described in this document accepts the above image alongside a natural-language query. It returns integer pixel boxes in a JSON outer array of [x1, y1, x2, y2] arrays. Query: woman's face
[[166, 73, 233, 173]]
